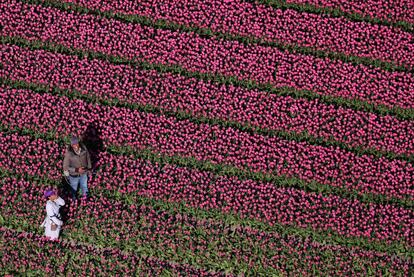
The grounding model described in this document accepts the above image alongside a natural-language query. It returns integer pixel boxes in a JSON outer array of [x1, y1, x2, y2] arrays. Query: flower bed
[[2, 43, 413, 158], [1, 86, 412, 202], [2, 0, 414, 110], [1, 0, 413, 274], [284, 0, 414, 24], [0, 128, 413, 247], [53, 0, 414, 67], [0, 227, 220, 276]]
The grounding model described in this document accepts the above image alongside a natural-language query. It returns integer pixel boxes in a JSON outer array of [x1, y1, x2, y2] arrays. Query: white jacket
[[41, 197, 65, 239]]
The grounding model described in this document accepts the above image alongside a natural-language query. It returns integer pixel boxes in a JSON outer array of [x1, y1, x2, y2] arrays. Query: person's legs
[[68, 176, 80, 200], [79, 174, 88, 198]]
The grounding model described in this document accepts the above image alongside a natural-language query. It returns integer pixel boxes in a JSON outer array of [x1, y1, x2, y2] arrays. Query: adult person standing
[[63, 136, 92, 200], [41, 189, 65, 240]]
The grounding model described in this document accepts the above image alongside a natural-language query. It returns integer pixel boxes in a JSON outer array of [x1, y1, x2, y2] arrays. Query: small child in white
[[41, 189, 65, 240]]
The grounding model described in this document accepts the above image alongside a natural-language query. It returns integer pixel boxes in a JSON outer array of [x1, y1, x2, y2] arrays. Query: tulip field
[[0, 0, 413, 275]]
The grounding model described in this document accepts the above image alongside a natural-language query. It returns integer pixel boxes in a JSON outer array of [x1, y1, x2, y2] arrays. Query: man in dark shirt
[[63, 136, 92, 200]]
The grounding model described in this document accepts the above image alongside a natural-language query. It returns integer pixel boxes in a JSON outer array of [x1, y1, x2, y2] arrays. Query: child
[[41, 189, 65, 240]]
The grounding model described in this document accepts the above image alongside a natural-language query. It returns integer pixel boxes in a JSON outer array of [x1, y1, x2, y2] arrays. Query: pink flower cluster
[[286, 0, 414, 24], [0, 132, 62, 180], [2, 44, 413, 157], [0, 227, 219, 276], [2, 0, 414, 109], [1, 87, 413, 201], [1, 173, 412, 275], [1, 130, 413, 246], [61, 0, 414, 67], [1, 0, 413, 274]]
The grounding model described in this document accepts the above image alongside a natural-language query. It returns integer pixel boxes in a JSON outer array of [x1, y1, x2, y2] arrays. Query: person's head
[[70, 136, 80, 152], [44, 189, 58, 201]]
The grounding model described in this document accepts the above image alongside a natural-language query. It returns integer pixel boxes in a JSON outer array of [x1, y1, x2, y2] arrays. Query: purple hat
[[70, 136, 79, 145], [44, 189, 56, 199]]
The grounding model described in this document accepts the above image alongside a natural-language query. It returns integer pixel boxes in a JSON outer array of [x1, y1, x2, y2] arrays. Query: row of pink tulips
[[59, 0, 414, 67], [1, 130, 412, 246], [0, 227, 219, 276], [2, 44, 413, 156], [285, 0, 414, 24], [1, 86, 412, 201], [1, 174, 412, 276], [1, 0, 413, 109]]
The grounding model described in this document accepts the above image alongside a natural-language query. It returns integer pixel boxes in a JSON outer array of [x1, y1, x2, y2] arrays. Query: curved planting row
[[0, 228, 220, 276], [2, 44, 413, 158], [1, 86, 413, 202], [57, 0, 414, 68], [284, 0, 414, 25], [2, 0, 414, 110], [0, 130, 413, 247], [2, 175, 413, 276]]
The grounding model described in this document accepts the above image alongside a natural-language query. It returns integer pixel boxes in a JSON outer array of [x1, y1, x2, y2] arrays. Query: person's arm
[[54, 197, 65, 207], [46, 203, 63, 226], [63, 149, 76, 175]]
